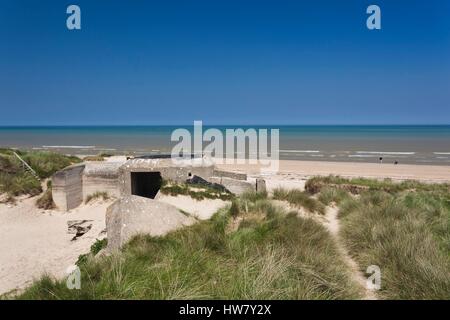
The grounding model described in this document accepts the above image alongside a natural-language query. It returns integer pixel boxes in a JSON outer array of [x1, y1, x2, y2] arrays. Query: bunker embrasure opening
[[130, 172, 162, 199]]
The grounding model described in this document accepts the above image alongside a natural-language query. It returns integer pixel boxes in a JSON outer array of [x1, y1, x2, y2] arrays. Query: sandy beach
[[1, 159, 449, 296], [219, 160, 450, 183]]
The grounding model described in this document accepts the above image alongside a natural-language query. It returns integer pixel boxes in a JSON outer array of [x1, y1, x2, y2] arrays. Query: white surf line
[[42, 145, 96, 149], [279, 150, 320, 153], [322, 207, 378, 300], [356, 151, 415, 155]]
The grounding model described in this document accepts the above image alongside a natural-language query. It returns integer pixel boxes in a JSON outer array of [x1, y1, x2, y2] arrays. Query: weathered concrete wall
[[212, 169, 247, 181], [209, 176, 255, 195], [118, 158, 215, 197], [52, 164, 85, 211], [82, 162, 121, 200]]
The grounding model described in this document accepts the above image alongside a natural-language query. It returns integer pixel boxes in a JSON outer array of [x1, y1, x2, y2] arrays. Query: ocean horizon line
[[1, 124, 450, 128]]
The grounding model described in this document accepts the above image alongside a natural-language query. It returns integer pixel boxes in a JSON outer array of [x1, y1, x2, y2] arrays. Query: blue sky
[[1, 0, 449, 125]]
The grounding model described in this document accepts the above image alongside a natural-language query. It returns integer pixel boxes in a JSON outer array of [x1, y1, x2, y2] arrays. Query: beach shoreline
[[218, 159, 450, 183], [1, 125, 450, 166]]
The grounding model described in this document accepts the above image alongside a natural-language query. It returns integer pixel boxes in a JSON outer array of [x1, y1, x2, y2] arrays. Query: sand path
[[322, 206, 377, 300], [272, 197, 377, 299]]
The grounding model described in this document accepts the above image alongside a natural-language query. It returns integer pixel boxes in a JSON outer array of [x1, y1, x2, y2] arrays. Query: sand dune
[[0, 197, 110, 295], [1, 159, 448, 296]]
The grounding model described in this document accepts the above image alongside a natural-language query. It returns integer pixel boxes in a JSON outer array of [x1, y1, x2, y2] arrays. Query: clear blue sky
[[1, 0, 449, 125]]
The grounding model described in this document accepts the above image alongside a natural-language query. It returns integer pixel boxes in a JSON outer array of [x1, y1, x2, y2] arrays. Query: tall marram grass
[[317, 187, 351, 206], [16, 200, 362, 300], [339, 191, 450, 299], [21, 151, 81, 179], [306, 175, 450, 194], [272, 188, 325, 214], [0, 172, 42, 196], [0, 149, 80, 197]]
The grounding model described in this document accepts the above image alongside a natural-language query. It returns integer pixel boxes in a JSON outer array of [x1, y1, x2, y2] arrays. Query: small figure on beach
[[394, 160, 398, 165], [379, 157, 383, 163]]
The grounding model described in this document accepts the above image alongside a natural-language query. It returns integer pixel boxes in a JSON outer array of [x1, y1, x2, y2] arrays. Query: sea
[[0, 125, 449, 165]]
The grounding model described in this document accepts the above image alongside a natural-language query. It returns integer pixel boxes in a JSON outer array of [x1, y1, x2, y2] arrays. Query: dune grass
[[160, 181, 234, 201], [0, 172, 42, 197], [83, 155, 105, 162], [16, 198, 362, 300], [317, 187, 351, 206], [310, 175, 450, 299], [306, 175, 450, 194], [0, 149, 80, 197], [20, 151, 81, 179], [272, 188, 325, 214], [76, 238, 108, 266], [339, 190, 450, 299], [36, 181, 55, 210]]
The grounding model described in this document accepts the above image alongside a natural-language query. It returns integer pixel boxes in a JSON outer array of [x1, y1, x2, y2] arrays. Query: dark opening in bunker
[[131, 172, 162, 199]]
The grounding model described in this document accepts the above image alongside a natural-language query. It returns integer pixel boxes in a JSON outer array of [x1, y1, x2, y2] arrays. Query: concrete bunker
[[131, 171, 162, 199], [52, 156, 266, 212]]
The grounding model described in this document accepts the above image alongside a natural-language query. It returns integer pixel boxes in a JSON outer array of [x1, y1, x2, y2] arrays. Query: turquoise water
[[0, 125, 449, 165]]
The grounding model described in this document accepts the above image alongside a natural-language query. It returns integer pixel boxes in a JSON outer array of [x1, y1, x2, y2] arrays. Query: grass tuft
[[318, 187, 351, 206], [83, 155, 104, 162], [160, 181, 234, 201], [272, 188, 325, 214], [36, 187, 55, 210], [85, 192, 110, 204]]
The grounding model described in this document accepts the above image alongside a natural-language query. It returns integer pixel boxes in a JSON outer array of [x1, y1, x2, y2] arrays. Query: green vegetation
[[85, 191, 110, 204], [98, 152, 114, 157], [36, 181, 55, 210], [317, 187, 351, 206], [229, 199, 240, 218], [20, 151, 81, 179], [82, 151, 118, 161], [306, 175, 450, 194], [272, 188, 325, 214], [239, 190, 268, 202], [16, 196, 362, 300], [0, 148, 80, 198], [75, 239, 108, 266], [320, 175, 450, 299], [160, 181, 234, 201], [83, 155, 105, 161], [0, 171, 41, 197]]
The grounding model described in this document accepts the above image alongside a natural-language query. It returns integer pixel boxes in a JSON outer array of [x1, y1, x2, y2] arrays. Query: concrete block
[[52, 164, 85, 211], [256, 178, 267, 193], [209, 176, 255, 195], [106, 195, 195, 251]]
